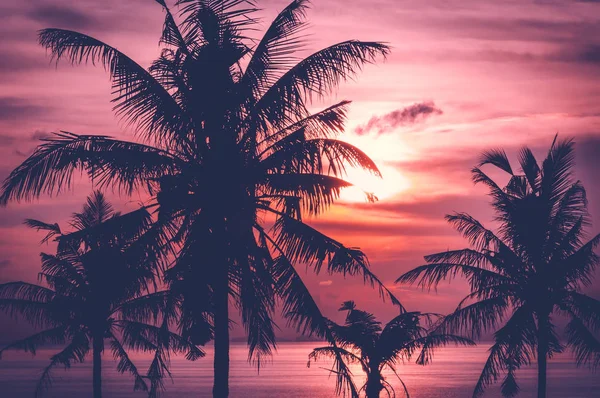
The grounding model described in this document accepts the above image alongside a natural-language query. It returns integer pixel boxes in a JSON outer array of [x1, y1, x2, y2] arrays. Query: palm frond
[[308, 346, 364, 366], [0, 132, 180, 204], [109, 334, 149, 392], [255, 225, 359, 396], [70, 190, 115, 230], [39, 252, 85, 289], [396, 261, 509, 294], [472, 306, 536, 398], [307, 346, 361, 398], [0, 326, 67, 359], [540, 136, 575, 203], [560, 232, 600, 287], [155, 0, 190, 52], [24, 219, 62, 244], [259, 101, 350, 145], [565, 315, 600, 369], [413, 334, 475, 366], [263, 174, 351, 215], [115, 291, 171, 323], [0, 282, 57, 327], [443, 213, 522, 272], [439, 296, 511, 339], [253, 40, 389, 129], [0, 281, 55, 302], [388, 365, 411, 398], [238, 244, 277, 368], [517, 147, 539, 193], [478, 149, 513, 175], [0, 299, 56, 329], [546, 182, 588, 259], [264, 138, 381, 178], [242, 0, 309, 98], [34, 333, 89, 398], [177, 0, 258, 47], [560, 291, 600, 332], [38, 29, 188, 147], [120, 320, 204, 359], [255, 224, 327, 337], [272, 213, 403, 307], [471, 167, 516, 217]]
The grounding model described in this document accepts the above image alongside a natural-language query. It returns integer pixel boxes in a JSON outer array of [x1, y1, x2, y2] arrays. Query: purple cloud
[[355, 101, 443, 136]]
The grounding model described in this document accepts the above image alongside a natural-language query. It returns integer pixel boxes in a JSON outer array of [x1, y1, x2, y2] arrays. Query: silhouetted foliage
[[397, 136, 600, 398], [0, 1, 400, 397], [308, 301, 474, 398], [0, 192, 202, 398]]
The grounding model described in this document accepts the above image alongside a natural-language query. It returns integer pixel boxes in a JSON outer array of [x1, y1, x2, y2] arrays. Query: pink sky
[[1, 0, 600, 341]]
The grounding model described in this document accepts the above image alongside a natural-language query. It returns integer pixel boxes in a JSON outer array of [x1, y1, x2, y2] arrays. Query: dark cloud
[[0, 97, 47, 121], [0, 130, 50, 156], [355, 101, 443, 136], [13, 149, 29, 157], [26, 5, 96, 30], [29, 130, 51, 141], [0, 50, 46, 74], [545, 44, 600, 66], [424, 17, 600, 44], [572, 44, 600, 64], [0, 134, 16, 146]]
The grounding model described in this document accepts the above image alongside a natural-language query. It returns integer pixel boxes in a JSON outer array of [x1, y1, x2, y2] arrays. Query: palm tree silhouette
[[0, 1, 400, 396], [308, 301, 474, 398], [397, 137, 600, 398], [0, 191, 203, 398]]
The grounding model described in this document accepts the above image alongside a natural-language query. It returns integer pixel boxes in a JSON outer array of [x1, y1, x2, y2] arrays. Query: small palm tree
[[0, 191, 203, 398], [0, 1, 400, 396], [397, 137, 600, 398], [308, 301, 474, 398]]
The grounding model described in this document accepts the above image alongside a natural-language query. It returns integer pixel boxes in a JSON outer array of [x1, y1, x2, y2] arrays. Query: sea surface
[[0, 343, 598, 397]]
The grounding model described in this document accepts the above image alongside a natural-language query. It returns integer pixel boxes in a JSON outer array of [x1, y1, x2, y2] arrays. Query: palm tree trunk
[[92, 335, 104, 398], [365, 371, 383, 398], [537, 345, 547, 398], [537, 313, 548, 398], [212, 265, 230, 398]]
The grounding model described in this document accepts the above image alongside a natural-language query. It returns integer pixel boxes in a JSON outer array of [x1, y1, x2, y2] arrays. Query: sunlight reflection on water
[[0, 343, 597, 397]]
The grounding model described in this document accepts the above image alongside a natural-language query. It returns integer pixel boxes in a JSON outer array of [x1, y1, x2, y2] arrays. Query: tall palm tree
[[0, 1, 401, 396], [397, 137, 600, 398], [0, 191, 203, 398], [308, 301, 473, 398]]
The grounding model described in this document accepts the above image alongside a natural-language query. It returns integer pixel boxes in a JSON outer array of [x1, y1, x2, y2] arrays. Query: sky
[[1, 0, 600, 342]]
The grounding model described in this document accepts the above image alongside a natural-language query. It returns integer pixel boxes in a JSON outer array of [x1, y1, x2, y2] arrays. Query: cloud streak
[[355, 101, 443, 135], [26, 5, 96, 30], [0, 97, 48, 121]]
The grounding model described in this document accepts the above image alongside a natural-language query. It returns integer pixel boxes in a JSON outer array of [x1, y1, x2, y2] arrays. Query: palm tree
[[308, 301, 474, 398], [0, 1, 401, 396], [0, 191, 203, 398], [397, 137, 600, 398]]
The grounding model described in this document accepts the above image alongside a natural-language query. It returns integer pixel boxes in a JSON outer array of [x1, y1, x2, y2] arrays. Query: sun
[[339, 164, 411, 203]]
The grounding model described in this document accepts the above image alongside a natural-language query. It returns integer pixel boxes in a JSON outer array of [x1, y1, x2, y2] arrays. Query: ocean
[[0, 343, 597, 397]]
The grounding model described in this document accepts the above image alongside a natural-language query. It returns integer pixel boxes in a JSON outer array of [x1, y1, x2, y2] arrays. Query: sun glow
[[339, 165, 411, 203]]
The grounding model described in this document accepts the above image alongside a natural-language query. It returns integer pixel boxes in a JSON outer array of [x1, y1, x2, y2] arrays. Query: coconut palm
[[0, 191, 203, 398], [397, 137, 600, 398], [0, 1, 401, 396], [308, 301, 474, 398]]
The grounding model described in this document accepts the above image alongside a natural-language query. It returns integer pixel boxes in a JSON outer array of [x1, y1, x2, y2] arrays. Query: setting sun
[[340, 164, 411, 203]]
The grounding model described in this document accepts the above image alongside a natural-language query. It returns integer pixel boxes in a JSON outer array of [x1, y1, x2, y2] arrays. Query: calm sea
[[0, 343, 597, 397]]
